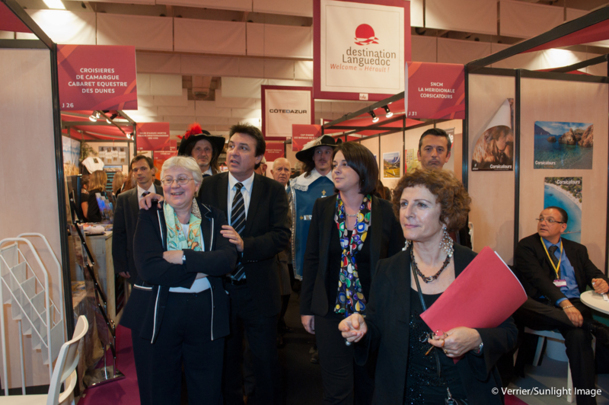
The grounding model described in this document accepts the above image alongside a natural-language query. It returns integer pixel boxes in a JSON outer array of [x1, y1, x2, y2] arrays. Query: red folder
[[420, 246, 527, 333]]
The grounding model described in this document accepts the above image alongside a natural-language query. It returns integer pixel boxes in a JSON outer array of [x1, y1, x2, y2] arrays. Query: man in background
[[178, 123, 225, 176]]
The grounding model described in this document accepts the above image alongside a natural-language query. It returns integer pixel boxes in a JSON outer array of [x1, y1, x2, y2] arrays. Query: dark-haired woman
[[300, 142, 404, 405], [339, 169, 517, 405]]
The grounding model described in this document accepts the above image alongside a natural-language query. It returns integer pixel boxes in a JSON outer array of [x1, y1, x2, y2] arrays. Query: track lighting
[[369, 111, 379, 123], [383, 105, 393, 118]]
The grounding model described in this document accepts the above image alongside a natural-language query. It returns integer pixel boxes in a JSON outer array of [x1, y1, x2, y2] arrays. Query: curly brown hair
[[391, 169, 470, 232]]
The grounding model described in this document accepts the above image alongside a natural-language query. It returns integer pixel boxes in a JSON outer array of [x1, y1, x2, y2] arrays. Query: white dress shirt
[[137, 183, 157, 203], [227, 172, 255, 225]]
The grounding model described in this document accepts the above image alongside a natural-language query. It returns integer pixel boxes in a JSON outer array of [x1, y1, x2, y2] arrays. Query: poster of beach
[[544, 177, 582, 243], [383, 151, 401, 178], [534, 121, 593, 169]]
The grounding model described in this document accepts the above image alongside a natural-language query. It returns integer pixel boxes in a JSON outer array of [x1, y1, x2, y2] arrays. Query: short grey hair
[[161, 156, 203, 186]]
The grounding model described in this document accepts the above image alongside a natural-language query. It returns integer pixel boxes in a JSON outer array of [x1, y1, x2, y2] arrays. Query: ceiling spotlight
[[369, 111, 379, 123], [89, 114, 97, 122], [383, 105, 393, 118]]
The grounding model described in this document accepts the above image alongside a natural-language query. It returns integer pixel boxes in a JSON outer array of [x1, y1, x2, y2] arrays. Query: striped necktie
[[230, 183, 246, 280]]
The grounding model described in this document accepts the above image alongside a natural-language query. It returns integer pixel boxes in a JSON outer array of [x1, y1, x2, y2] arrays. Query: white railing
[[0, 234, 65, 396]]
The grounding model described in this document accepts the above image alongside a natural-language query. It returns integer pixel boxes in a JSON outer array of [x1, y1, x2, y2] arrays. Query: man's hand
[[163, 250, 184, 264], [592, 278, 609, 294], [220, 225, 244, 252], [338, 314, 367, 343], [301, 315, 315, 335], [118, 271, 131, 279], [139, 193, 164, 210], [560, 300, 583, 327]]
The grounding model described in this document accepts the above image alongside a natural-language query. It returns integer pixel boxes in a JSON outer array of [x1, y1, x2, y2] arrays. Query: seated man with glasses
[[513, 206, 609, 405]]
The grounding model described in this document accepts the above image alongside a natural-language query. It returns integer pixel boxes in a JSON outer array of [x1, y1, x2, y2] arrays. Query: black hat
[[295, 135, 342, 163], [178, 124, 225, 161]]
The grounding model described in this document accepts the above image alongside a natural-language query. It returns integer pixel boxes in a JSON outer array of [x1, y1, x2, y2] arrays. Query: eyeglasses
[[536, 216, 564, 224], [161, 177, 194, 186]]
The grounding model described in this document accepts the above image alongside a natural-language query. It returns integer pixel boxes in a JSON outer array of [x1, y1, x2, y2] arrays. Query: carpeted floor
[[77, 294, 527, 405]]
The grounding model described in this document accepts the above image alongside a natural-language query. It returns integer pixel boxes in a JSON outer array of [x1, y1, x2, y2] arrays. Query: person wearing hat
[[178, 123, 225, 177], [290, 135, 341, 281]]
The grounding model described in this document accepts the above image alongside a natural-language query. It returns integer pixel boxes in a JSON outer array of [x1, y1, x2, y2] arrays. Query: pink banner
[[292, 125, 321, 152], [136, 123, 172, 151], [406, 62, 465, 120], [57, 45, 137, 110], [153, 150, 178, 180], [264, 141, 285, 162]]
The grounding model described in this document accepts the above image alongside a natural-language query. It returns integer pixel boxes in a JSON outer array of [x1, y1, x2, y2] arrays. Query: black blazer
[[355, 245, 517, 405], [198, 172, 291, 316], [112, 184, 163, 283], [300, 195, 405, 317], [128, 200, 238, 343], [514, 233, 608, 304]]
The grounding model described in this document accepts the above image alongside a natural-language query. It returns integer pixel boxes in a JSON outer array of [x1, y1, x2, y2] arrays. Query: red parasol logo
[[354, 24, 379, 46]]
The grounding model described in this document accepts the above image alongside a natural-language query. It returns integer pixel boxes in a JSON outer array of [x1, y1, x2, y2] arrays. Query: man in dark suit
[[514, 206, 609, 405], [198, 124, 290, 405], [113, 155, 162, 405], [113, 155, 162, 284]]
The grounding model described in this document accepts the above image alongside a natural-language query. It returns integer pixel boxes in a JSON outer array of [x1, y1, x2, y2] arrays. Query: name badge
[[553, 279, 567, 287]]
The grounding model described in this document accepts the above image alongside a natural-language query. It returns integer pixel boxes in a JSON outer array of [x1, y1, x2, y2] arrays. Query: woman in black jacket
[[132, 156, 237, 405], [300, 142, 404, 405], [339, 169, 517, 405]]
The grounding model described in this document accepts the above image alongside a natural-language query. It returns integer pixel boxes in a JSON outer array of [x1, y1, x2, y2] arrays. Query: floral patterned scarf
[[333, 193, 371, 317], [164, 199, 203, 252]]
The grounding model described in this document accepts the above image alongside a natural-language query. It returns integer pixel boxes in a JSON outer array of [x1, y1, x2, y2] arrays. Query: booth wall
[[360, 137, 379, 172], [519, 78, 608, 270], [468, 74, 515, 262], [0, 48, 61, 387]]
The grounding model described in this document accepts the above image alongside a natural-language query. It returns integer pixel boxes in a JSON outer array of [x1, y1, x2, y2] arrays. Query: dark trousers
[[223, 284, 281, 405], [149, 290, 224, 405], [131, 328, 153, 405], [513, 298, 596, 405], [315, 315, 375, 405]]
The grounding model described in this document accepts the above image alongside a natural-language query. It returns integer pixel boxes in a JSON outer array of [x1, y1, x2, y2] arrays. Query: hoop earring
[[440, 226, 454, 258]]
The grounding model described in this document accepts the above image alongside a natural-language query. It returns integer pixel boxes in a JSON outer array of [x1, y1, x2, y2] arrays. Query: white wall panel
[[26, 10, 96, 45], [215, 89, 262, 108], [412, 36, 436, 62], [150, 74, 182, 96], [253, 0, 312, 17], [157, 101, 196, 116], [180, 55, 240, 76], [196, 101, 233, 118], [158, 0, 251, 11], [246, 23, 265, 56], [0, 31, 14, 39], [222, 77, 264, 99], [263, 25, 312, 59], [136, 73, 151, 95], [175, 19, 246, 55], [426, 0, 496, 35], [153, 89, 189, 106], [97, 14, 173, 51], [238, 58, 264, 78], [136, 52, 181, 74], [500, 1, 564, 38], [264, 59, 294, 79], [295, 61, 313, 80], [437, 38, 490, 64], [410, 0, 424, 27], [232, 108, 262, 119]]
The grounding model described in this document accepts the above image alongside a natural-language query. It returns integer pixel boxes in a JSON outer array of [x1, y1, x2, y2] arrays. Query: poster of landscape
[[534, 121, 593, 169], [544, 177, 582, 243], [383, 152, 400, 178]]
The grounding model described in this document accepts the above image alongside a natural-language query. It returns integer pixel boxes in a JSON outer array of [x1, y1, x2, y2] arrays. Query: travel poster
[[544, 177, 582, 243], [534, 121, 594, 169], [383, 151, 400, 178], [472, 99, 514, 171]]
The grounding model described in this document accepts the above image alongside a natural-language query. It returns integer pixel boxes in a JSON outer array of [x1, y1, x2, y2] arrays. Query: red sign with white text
[[265, 142, 285, 162], [57, 45, 137, 110], [292, 124, 322, 152], [136, 123, 172, 151], [153, 150, 178, 180], [406, 62, 465, 120]]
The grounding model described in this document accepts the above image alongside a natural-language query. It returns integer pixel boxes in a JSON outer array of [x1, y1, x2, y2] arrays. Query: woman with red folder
[[339, 169, 517, 405]]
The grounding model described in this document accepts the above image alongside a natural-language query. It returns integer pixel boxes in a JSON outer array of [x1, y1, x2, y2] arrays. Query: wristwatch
[[473, 341, 484, 355], [182, 254, 186, 264]]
